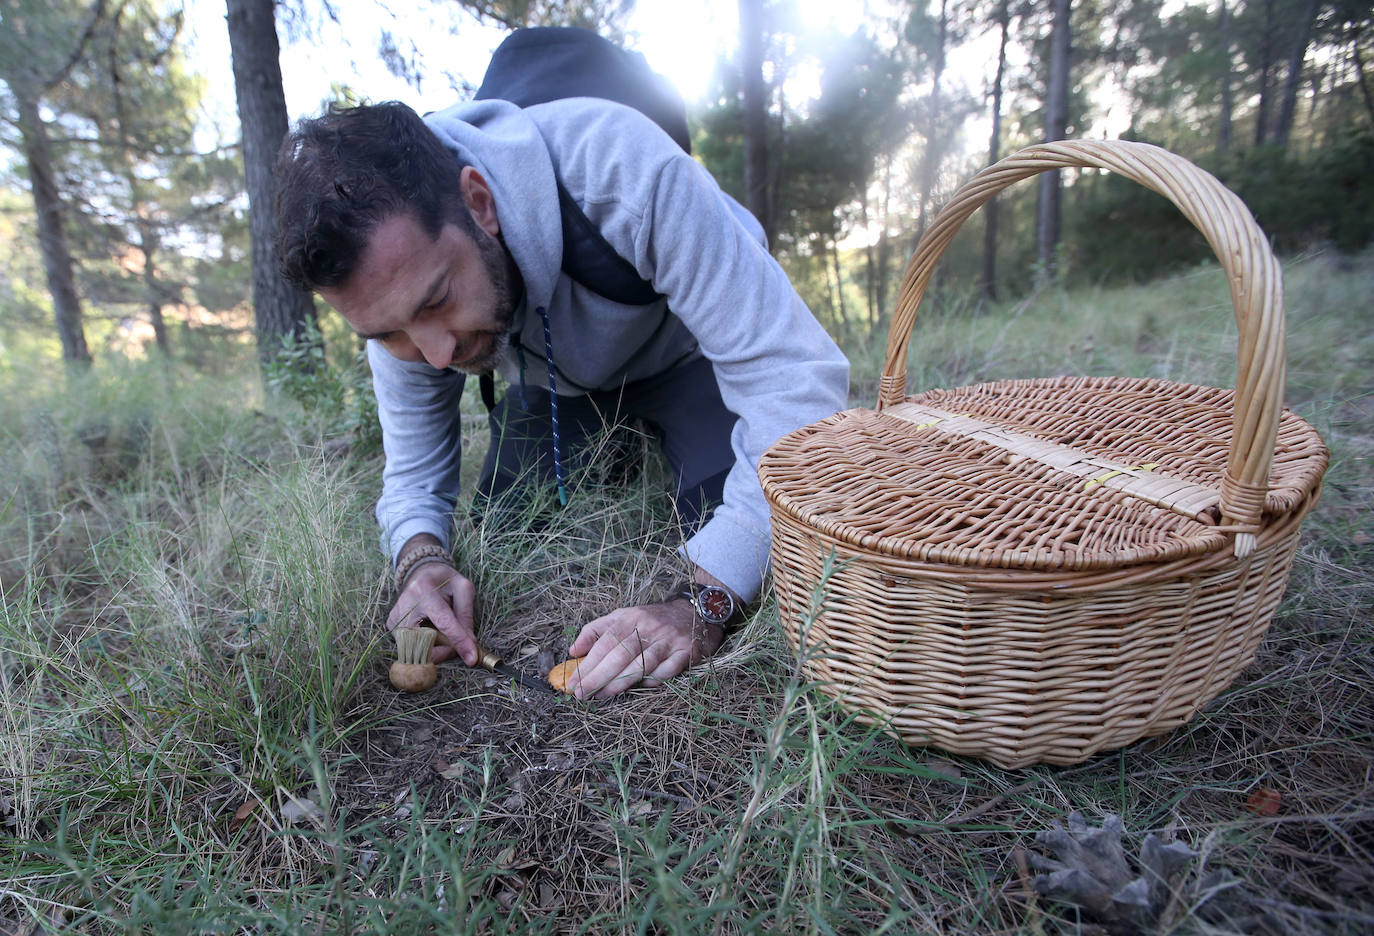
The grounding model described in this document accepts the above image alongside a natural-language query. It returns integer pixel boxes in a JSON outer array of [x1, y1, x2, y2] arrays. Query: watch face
[[696, 585, 735, 626]]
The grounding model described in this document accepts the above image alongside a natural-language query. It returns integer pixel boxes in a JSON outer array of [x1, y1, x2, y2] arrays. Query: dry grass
[[0, 248, 1371, 934]]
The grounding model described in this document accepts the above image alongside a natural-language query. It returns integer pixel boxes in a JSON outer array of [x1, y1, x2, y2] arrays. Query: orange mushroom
[[547, 657, 585, 694]]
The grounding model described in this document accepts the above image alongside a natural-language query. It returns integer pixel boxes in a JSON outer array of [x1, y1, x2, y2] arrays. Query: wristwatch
[[674, 581, 742, 630]]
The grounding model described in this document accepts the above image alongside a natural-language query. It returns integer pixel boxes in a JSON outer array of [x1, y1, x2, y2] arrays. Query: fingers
[[388, 564, 480, 667], [640, 648, 693, 687], [567, 617, 610, 658], [567, 601, 703, 700]]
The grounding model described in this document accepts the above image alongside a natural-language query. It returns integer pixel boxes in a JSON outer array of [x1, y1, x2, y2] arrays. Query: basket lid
[[759, 375, 1326, 573]]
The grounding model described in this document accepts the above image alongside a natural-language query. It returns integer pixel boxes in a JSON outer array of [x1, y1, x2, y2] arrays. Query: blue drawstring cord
[[535, 306, 568, 507], [516, 347, 529, 412]]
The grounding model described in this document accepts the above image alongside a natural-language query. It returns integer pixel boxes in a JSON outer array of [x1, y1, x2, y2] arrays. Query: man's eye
[[424, 290, 450, 312]]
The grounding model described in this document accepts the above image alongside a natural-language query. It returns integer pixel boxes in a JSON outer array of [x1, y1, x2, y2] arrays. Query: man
[[274, 96, 848, 699]]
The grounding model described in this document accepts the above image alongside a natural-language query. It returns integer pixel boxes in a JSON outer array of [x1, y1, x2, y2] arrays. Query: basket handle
[[880, 140, 1285, 557]]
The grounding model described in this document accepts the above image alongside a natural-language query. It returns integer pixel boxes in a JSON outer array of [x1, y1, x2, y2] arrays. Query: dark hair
[[274, 101, 475, 290]]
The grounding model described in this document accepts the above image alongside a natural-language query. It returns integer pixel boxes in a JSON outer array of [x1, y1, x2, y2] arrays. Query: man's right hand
[[387, 558, 480, 666]]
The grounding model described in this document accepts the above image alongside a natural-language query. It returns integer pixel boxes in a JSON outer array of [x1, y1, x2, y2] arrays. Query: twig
[[907, 779, 1043, 834], [1010, 845, 1043, 933], [670, 758, 723, 793], [586, 781, 695, 809]]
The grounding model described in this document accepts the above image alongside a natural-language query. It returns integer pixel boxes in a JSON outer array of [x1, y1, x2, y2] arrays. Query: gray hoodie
[[368, 97, 848, 602]]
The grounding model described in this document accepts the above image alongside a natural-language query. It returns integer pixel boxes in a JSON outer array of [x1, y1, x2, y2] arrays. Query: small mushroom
[[390, 626, 439, 693], [547, 657, 585, 694]]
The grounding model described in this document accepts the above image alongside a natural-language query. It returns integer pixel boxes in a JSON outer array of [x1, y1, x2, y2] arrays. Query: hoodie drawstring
[[536, 306, 568, 507]]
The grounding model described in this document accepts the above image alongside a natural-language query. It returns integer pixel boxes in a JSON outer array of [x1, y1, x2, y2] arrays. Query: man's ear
[[459, 167, 500, 238]]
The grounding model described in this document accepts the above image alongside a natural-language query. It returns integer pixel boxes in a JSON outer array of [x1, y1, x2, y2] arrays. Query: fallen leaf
[[1245, 787, 1281, 816], [919, 756, 963, 781], [433, 759, 468, 781], [544, 749, 575, 771], [229, 799, 258, 833], [280, 795, 325, 827], [496, 846, 540, 872]]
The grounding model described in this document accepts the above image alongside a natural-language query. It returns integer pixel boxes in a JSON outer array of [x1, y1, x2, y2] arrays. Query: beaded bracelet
[[393, 544, 453, 592]]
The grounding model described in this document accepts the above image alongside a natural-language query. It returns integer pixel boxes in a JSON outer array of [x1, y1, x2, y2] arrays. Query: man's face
[[320, 170, 521, 374]]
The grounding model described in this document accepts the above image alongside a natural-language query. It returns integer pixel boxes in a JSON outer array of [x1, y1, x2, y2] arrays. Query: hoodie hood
[[424, 100, 563, 323]]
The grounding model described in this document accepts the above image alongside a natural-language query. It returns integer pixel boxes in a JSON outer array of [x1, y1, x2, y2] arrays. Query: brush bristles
[[394, 626, 438, 664]]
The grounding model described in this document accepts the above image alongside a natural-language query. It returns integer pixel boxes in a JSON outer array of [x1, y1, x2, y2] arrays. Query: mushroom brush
[[389, 626, 439, 693]]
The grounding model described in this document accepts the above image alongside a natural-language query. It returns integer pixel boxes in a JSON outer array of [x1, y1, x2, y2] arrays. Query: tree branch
[[454, 1, 523, 31], [43, 0, 109, 93]]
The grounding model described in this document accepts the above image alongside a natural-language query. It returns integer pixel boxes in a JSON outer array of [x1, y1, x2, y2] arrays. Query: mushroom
[[547, 657, 585, 694], [390, 626, 438, 693]]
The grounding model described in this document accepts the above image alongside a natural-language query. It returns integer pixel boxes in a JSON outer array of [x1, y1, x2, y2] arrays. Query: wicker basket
[[758, 140, 1328, 768]]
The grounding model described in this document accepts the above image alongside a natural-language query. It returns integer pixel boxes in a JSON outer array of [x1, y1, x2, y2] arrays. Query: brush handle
[[422, 624, 501, 670]]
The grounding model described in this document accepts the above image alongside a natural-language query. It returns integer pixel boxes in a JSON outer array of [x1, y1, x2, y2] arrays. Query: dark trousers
[[473, 356, 738, 529]]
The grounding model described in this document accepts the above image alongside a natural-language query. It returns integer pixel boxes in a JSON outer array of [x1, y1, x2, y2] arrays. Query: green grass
[[1, 248, 1371, 934]]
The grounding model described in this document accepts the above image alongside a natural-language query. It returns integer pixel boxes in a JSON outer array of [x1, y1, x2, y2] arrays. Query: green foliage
[[1066, 126, 1374, 284], [0, 0, 250, 362], [774, 30, 909, 253], [264, 318, 381, 455]]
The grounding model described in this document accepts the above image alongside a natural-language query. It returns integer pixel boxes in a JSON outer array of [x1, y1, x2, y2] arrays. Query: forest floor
[[1, 248, 1371, 934]]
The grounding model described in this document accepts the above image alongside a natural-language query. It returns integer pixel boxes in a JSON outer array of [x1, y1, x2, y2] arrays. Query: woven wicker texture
[[758, 141, 1329, 768]]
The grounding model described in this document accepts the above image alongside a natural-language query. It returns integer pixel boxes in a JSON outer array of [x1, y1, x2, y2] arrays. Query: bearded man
[[275, 96, 848, 699]]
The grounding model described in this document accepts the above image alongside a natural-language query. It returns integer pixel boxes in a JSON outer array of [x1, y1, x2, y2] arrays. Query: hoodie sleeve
[[367, 341, 466, 564], [634, 156, 851, 602]]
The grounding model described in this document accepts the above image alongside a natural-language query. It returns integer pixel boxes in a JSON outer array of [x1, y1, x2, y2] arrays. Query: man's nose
[[412, 326, 456, 371]]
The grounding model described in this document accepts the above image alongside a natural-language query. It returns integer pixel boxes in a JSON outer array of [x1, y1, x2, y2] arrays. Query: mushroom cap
[[547, 657, 584, 694], [389, 661, 438, 693]]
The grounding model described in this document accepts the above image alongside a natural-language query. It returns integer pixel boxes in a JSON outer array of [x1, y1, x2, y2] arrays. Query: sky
[[184, 0, 782, 146], [178, 0, 1058, 165]]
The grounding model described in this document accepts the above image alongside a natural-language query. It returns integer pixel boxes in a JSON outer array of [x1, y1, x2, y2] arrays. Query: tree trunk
[[738, 0, 773, 248], [873, 154, 894, 335], [981, 0, 1010, 303], [108, 15, 169, 356], [1218, 0, 1234, 153], [916, 0, 950, 244], [1036, 0, 1072, 280], [226, 0, 317, 371], [142, 224, 169, 353], [1274, 0, 1321, 149], [1254, 0, 1278, 145], [861, 199, 876, 328], [1354, 26, 1374, 126], [830, 235, 849, 340], [15, 94, 91, 367]]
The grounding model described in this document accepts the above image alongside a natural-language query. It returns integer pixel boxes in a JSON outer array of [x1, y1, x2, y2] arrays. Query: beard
[[450, 223, 523, 376]]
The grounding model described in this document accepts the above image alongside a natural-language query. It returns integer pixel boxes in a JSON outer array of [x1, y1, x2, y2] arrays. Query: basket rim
[[760, 375, 1327, 577]]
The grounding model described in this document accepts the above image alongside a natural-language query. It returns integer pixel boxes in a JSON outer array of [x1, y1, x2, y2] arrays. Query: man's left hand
[[565, 598, 726, 700]]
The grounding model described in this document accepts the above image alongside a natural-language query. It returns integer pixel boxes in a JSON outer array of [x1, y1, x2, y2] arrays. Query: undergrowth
[[1, 249, 1370, 934]]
